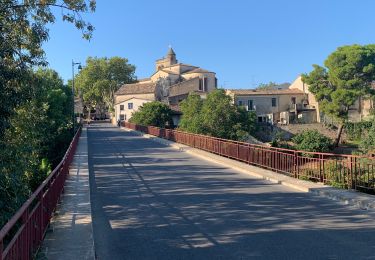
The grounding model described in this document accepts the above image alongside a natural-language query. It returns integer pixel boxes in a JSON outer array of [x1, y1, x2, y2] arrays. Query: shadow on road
[[87, 123, 375, 260]]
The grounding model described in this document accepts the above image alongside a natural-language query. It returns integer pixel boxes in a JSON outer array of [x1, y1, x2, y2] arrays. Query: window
[[199, 78, 203, 91], [238, 100, 243, 106], [128, 103, 133, 109], [248, 100, 253, 110], [120, 105, 124, 111], [258, 117, 263, 123], [291, 97, 296, 104], [271, 98, 277, 107], [120, 114, 125, 120], [204, 77, 208, 91]]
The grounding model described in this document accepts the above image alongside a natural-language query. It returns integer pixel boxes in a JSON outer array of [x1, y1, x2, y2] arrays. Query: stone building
[[226, 88, 314, 124], [114, 48, 217, 124], [289, 76, 375, 123]]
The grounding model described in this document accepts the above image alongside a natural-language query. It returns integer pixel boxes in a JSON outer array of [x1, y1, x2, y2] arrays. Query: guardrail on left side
[[0, 127, 82, 260]]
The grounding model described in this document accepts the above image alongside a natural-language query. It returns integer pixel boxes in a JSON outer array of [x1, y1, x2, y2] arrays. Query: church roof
[[164, 63, 198, 69], [115, 82, 156, 95], [183, 68, 214, 74], [138, 77, 151, 82], [160, 69, 180, 75], [167, 47, 176, 55]]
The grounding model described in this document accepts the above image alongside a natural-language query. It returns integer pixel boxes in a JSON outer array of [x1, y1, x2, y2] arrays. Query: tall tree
[[179, 90, 257, 141], [178, 93, 203, 134], [75, 57, 136, 119], [0, 0, 95, 139], [1, 69, 73, 227], [302, 44, 375, 146], [0, 1, 95, 228]]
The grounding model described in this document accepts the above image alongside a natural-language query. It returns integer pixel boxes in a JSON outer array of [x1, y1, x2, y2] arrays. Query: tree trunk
[[334, 123, 344, 147]]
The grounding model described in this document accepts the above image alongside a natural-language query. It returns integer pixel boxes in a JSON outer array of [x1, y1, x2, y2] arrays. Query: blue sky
[[44, 0, 375, 89]]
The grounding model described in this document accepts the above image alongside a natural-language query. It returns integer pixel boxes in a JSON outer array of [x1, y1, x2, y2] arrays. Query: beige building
[[115, 97, 153, 122], [114, 48, 217, 123], [226, 88, 314, 124], [289, 76, 374, 123]]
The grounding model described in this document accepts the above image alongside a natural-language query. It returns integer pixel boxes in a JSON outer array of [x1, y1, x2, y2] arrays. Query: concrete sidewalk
[[122, 127, 375, 212], [40, 127, 94, 260]]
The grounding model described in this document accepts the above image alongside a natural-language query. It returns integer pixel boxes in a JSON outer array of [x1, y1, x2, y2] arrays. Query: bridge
[[1, 123, 375, 259]]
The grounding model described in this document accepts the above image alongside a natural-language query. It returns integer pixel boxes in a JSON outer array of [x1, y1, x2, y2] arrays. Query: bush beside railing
[[124, 122, 375, 194], [0, 127, 82, 260]]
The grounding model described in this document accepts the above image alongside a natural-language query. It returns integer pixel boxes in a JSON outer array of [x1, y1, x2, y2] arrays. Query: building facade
[[114, 48, 217, 124], [226, 88, 312, 124], [289, 76, 374, 123]]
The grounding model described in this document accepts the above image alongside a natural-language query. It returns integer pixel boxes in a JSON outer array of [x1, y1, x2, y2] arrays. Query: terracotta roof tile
[[183, 68, 214, 74], [115, 82, 156, 95]]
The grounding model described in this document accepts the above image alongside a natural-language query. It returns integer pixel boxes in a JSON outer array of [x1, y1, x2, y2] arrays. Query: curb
[[121, 127, 375, 212]]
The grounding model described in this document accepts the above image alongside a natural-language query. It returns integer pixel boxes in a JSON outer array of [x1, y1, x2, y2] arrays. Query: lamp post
[[72, 60, 82, 133]]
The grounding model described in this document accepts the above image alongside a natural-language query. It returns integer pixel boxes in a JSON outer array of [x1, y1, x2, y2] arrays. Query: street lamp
[[72, 60, 82, 133]]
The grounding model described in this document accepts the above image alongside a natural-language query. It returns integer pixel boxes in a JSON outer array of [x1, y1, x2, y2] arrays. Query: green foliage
[[292, 130, 332, 153], [179, 90, 257, 141], [178, 93, 203, 133], [199, 89, 238, 139], [256, 82, 278, 90], [345, 121, 372, 141], [302, 44, 375, 145], [0, 0, 95, 229], [0, 69, 73, 228], [129, 102, 174, 128], [256, 82, 290, 91], [75, 57, 136, 118], [1, 0, 95, 67], [324, 161, 348, 189], [358, 121, 375, 154]]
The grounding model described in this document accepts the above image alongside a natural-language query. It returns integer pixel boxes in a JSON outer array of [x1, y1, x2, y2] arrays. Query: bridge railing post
[[0, 239, 3, 260]]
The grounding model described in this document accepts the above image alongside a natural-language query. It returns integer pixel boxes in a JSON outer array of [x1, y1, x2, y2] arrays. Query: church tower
[[166, 47, 177, 65], [155, 47, 178, 71]]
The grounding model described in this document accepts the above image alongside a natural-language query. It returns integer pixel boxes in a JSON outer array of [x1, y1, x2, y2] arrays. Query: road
[[87, 123, 375, 260]]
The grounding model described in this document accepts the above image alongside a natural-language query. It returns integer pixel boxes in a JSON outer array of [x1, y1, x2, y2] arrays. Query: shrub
[[359, 122, 375, 155], [292, 130, 332, 153], [129, 101, 173, 128]]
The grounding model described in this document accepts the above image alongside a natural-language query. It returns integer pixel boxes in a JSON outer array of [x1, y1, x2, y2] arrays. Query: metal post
[[72, 60, 81, 133], [72, 60, 75, 134]]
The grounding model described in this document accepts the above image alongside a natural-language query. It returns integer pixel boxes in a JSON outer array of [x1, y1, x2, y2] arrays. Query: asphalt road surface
[[87, 123, 375, 260]]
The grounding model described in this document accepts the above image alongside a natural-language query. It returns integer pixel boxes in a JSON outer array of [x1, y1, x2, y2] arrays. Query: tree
[[179, 90, 257, 141], [302, 45, 375, 147], [359, 122, 375, 155], [0, 0, 95, 140], [256, 82, 278, 90], [256, 82, 290, 90], [178, 93, 203, 133], [0, 1, 95, 228], [129, 102, 174, 128], [1, 69, 73, 227], [292, 130, 332, 153], [75, 57, 136, 119]]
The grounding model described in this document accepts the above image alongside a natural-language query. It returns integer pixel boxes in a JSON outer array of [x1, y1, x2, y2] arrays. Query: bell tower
[[166, 47, 177, 66], [155, 47, 178, 71]]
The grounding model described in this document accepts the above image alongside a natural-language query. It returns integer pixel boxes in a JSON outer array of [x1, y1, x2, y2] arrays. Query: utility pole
[[72, 60, 82, 133]]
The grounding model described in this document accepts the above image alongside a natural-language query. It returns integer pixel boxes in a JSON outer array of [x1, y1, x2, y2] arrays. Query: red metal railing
[[0, 127, 82, 260], [124, 122, 375, 193]]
